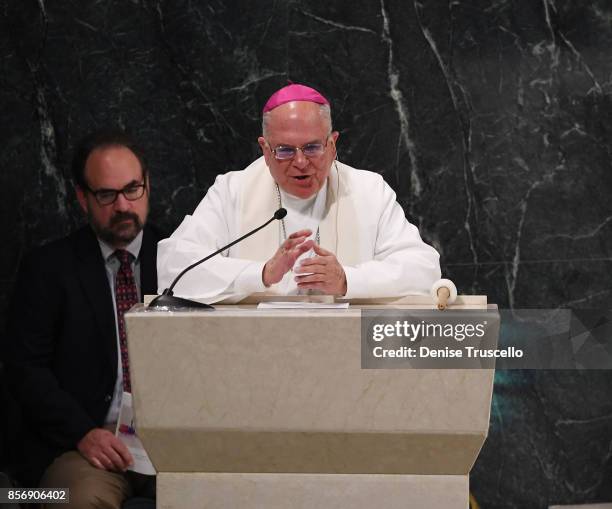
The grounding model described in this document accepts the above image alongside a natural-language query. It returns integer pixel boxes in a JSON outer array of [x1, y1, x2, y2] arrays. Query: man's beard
[[89, 210, 145, 247]]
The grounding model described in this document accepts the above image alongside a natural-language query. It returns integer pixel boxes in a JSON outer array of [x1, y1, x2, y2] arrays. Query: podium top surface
[[139, 295, 493, 317], [143, 294, 488, 309]]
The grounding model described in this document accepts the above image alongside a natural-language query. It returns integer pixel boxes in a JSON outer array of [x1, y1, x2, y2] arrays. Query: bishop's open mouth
[[293, 175, 310, 180]]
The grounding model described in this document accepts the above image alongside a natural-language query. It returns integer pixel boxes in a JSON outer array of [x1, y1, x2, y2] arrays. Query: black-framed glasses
[[267, 137, 331, 161], [84, 181, 147, 206]]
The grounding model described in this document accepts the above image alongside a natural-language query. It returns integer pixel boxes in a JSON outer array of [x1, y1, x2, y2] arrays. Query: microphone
[[149, 208, 287, 310]]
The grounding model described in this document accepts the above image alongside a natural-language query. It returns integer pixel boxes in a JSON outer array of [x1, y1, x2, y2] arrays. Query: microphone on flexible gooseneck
[[273, 208, 288, 220], [149, 208, 288, 310]]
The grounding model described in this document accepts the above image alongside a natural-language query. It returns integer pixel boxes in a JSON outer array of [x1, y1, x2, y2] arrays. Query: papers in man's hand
[[257, 301, 349, 309], [115, 392, 156, 475]]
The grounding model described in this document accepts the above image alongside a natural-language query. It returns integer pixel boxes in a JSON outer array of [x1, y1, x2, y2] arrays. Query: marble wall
[[1, 1, 611, 507]]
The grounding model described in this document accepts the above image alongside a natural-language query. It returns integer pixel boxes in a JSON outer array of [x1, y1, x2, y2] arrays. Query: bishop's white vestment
[[157, 157, 441, 303]]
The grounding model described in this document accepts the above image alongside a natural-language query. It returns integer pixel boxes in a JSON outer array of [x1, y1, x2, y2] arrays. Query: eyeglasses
[[84, 181, 147, 206], [267, 137, 331, 161]]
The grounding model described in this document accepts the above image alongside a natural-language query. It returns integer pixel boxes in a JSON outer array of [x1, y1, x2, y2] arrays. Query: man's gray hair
[[262, 103, 333, 138]]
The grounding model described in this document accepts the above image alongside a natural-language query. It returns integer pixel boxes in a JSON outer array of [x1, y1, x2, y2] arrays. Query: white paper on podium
[[115, 392, 156, 475], [257, 301, 350, 309]]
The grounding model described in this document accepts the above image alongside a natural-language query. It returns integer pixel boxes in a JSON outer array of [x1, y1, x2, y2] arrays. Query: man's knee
[[40, 452, 130, 509], [62, 475, 127, 509]]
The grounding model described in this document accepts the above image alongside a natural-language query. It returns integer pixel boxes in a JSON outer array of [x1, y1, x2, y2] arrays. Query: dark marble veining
[[1, 0, 611, 506]]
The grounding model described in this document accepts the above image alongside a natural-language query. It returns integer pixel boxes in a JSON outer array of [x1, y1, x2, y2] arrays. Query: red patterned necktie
[[114, 249, 138, 393]]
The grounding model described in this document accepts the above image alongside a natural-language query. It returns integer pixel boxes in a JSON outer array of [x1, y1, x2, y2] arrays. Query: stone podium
[[125, 296, 495, 509]]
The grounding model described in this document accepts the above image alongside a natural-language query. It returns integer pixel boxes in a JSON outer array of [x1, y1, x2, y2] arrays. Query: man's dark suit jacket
[[5, 224, 162, 486]]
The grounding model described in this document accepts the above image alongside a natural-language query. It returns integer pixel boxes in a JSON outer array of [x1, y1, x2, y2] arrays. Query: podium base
[[158, 472, 468, 509]]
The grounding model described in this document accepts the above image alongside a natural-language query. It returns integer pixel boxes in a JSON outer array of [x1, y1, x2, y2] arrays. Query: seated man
[[157, 84, 440, 302], [4, 129, 161, 508]]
